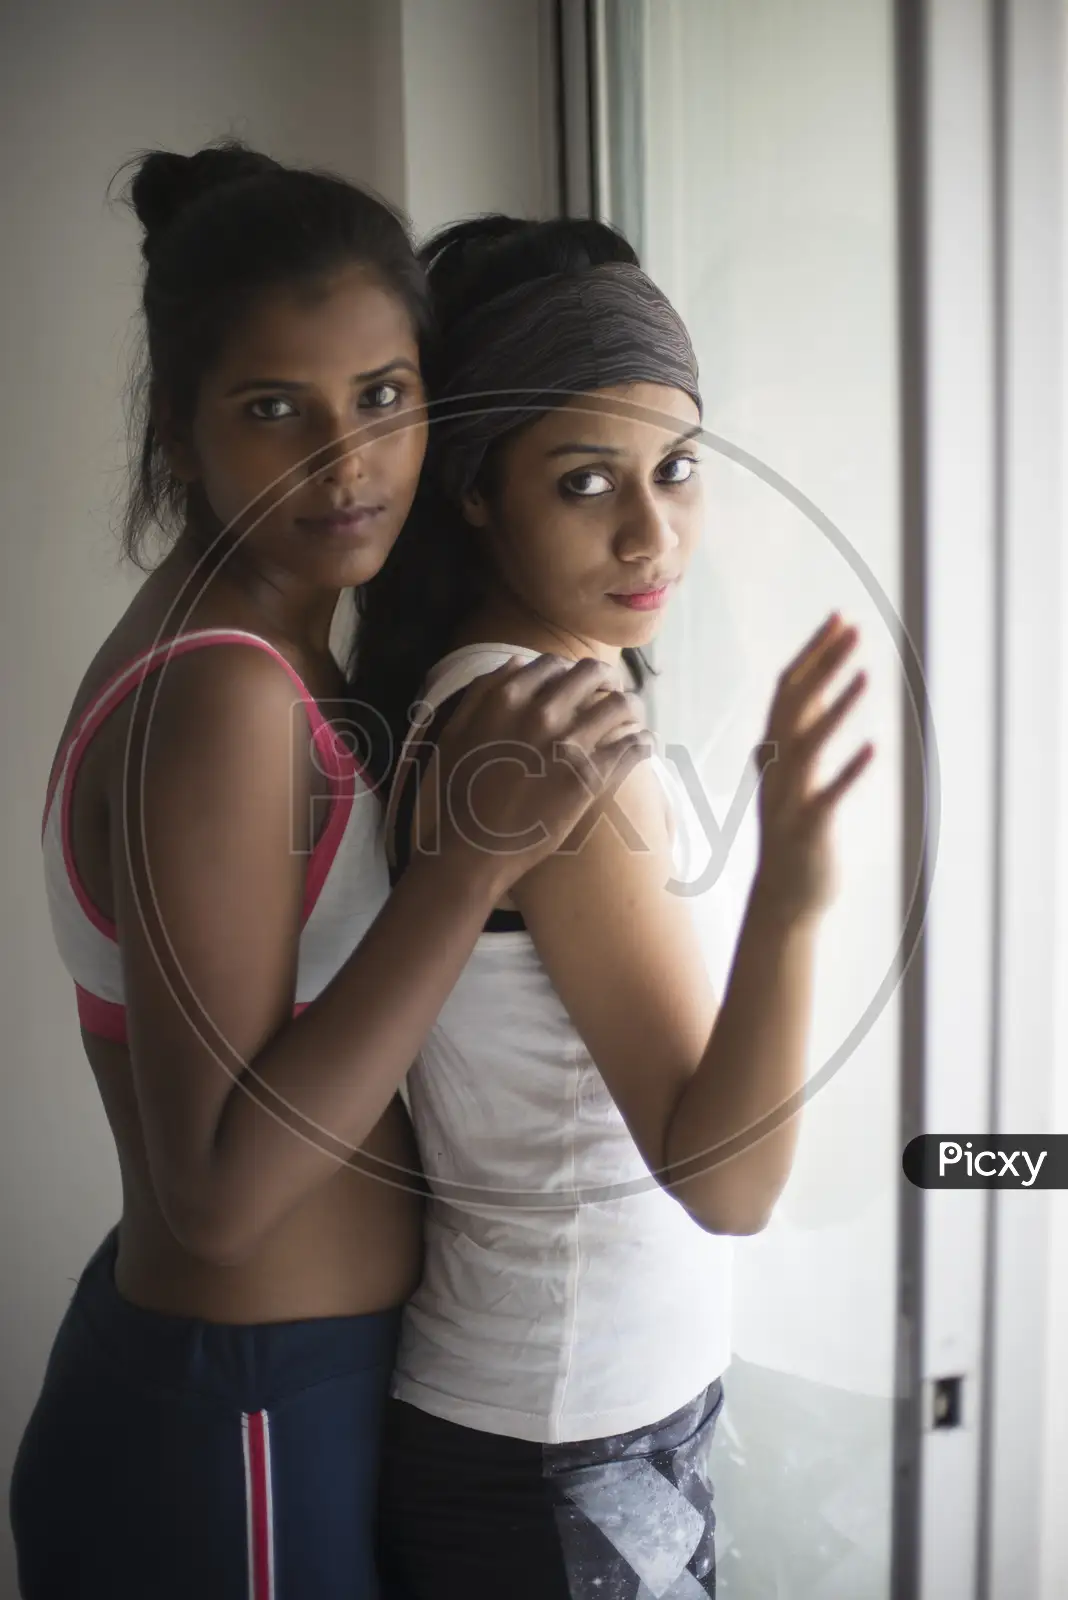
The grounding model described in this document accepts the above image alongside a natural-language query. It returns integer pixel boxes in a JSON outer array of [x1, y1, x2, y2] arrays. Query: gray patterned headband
[[432, 260, 701, 504]]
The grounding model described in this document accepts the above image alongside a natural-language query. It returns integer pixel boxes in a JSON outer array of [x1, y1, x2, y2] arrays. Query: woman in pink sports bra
[[10, 143, 648, 1600]]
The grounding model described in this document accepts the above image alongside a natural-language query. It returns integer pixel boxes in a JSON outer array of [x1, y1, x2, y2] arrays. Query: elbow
[[166, 1211, 256, 1269], [679, 1188, 780, 1237], [692, 1205, 773, 1238], [719, 1206, 774, 1237], [662, 1133, 791, 1235], [158, 1186, 264, 1269]]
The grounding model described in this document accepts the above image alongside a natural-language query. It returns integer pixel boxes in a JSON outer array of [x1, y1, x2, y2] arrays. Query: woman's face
[[172, 265, 428, 590], [464, 383, 704, 652]]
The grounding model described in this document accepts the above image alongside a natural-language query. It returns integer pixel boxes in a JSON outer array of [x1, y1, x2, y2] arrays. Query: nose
[[614, 484, 681, 565], [309, 420, 368, 490]]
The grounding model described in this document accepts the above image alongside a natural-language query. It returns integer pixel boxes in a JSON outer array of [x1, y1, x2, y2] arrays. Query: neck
[[170, 527, 341, 657], [456, 587, 622, 669]]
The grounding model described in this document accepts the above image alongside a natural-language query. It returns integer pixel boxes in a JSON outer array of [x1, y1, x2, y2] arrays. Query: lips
[[607, 583, 674, 613], [297, 505, 386, 536]]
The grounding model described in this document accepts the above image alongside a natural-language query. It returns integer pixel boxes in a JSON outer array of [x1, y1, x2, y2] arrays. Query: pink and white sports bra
[[41, 628, 390, 1043]]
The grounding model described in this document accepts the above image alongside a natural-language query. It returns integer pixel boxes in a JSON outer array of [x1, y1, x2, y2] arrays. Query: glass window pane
[[599, 4, 904, 1595]]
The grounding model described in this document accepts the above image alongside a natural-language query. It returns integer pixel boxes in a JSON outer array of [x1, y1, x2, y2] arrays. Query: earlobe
[[460, 487, 490, 529], [153, 399, 200, 484], [165, 444, 200, 485]]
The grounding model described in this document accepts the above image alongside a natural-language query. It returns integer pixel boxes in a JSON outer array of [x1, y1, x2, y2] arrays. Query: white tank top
[[388, 645, 734, 1444]]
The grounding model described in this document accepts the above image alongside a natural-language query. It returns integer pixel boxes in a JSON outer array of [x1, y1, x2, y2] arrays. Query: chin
[[290, 524, 403, 591], [599, 609, 665, 652], [326, 544, 397, 590]]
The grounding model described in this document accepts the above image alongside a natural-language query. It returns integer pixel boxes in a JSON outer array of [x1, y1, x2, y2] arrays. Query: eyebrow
[[224, 359, 420, 397], [544, 422, 704, 459]]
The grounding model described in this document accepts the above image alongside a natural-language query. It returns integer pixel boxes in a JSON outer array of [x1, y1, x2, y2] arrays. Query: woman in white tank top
[[352, 216, 875, 1600]]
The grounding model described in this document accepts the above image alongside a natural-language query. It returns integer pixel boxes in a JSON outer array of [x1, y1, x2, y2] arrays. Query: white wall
[[397, 0, 559, 238], [0, 3, 554, 1593]]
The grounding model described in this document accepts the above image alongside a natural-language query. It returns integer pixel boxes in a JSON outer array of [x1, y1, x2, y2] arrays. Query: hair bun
[[420, 214, 527, 273], [127, 140, 282, 251], [420, 214, 640, 334]]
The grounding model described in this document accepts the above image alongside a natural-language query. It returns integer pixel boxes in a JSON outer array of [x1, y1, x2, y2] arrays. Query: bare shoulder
[[514, 749, 674, 909], [114, 639, 308, 814], [566, 744, 672, 859]]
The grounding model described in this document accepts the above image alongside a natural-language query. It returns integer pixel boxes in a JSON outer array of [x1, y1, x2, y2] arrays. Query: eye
[[359, 381, 402, 410], [561, 468, 614, 498], [658, 454, 699, 485], [247, 396, 297, 421]]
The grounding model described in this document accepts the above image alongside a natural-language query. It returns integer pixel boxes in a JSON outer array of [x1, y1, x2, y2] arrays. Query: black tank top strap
[[389, 687, 527, 934]]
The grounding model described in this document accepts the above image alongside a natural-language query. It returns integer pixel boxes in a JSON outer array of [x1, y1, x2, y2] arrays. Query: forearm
[[189, 854, 497, 1258], [665, 875, 819, 1233]]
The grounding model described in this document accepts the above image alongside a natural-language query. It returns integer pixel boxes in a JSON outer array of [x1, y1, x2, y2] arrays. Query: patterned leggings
[[377, 1379, 724, 1600]]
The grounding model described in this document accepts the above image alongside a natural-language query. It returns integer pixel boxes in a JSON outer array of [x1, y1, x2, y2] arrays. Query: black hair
[[349, 213, 654, 779], [115, 138, 430, 566]]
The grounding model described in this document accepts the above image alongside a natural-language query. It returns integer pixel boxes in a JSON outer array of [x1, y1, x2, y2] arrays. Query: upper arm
[[110, 646, 310, 1226], [509, 760, 718, 1177]]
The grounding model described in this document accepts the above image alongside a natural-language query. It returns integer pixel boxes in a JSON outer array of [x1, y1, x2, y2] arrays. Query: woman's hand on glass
[[752, 614, 874, 923]]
